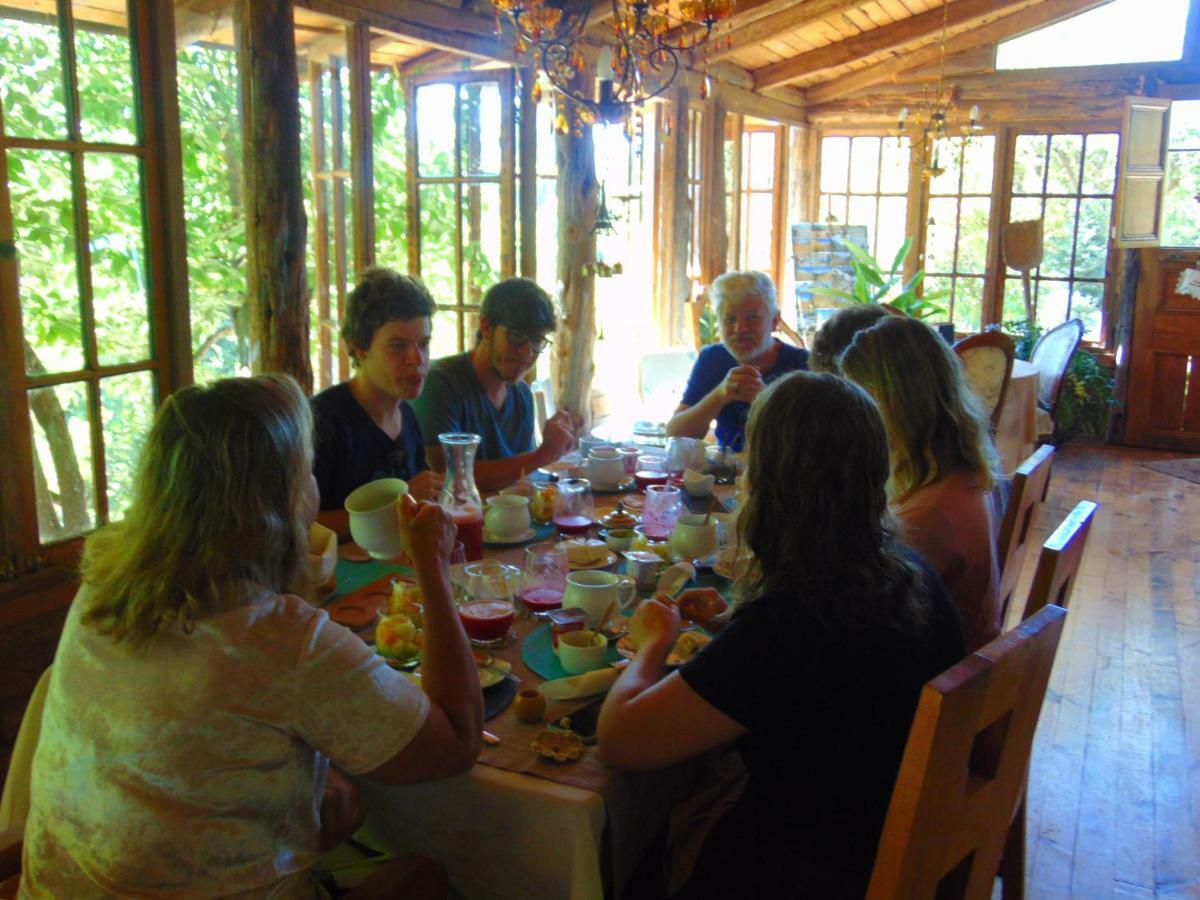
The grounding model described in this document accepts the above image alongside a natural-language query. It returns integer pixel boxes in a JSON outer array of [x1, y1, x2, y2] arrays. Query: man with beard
[[413, 277, 578, 491], [668, 271, 809, 452]]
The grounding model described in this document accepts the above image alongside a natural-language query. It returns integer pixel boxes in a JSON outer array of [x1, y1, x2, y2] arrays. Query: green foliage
[[810, 236, 948, 320], [999, 318, 1118, 440], [698, 304, 720, 346]]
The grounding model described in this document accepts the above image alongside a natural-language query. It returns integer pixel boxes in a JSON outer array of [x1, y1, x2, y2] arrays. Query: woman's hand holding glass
[[677, 588, 731, 633], [398, 493, 457, 571], [406, 469, 446, 503], [629, 596, 682, 657]]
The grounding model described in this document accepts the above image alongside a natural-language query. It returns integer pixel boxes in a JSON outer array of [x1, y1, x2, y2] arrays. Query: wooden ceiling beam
[[804, 0, 1112, 105], [807, 96, 1126, 127], [754, 0, 1042, 91], [697, 0, 865, 64], [661, 0, 809, 52], [300, 0, 511, 60]]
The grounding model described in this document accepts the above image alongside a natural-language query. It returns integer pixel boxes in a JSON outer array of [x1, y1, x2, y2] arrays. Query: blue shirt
[[681, 341, 809, 450], [311, 382, 429, 511], [411, 351, 535, 461]]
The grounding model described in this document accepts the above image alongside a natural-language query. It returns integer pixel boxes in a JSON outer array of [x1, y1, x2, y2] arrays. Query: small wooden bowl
[[531, 727, 584, 763]]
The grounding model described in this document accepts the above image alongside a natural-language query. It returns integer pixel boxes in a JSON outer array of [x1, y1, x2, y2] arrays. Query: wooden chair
[[1021, 500, 1097, 621], [995, 445, 1056, 627], [1029, 319, 1083, 440], [955, 331, 1016, 428], [867, 604, 1068, 900]]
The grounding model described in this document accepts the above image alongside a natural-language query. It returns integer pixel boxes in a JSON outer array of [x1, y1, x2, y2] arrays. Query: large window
[[1007, 132, 1118, 341], [1163, 100, 1200, 248], [0, 1, 169, 560], [724, 117, 785, 286], [818, 135, 911, 267], [923, 135, 996, 333]]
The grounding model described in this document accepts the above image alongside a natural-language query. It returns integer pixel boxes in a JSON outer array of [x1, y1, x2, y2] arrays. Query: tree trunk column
[[237, 0, 312, 390], [554, 101, 598, 429]]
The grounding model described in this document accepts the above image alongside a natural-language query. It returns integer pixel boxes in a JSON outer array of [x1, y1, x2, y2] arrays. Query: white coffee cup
[[670, 513, 719, 562], [563, 570, 638, 627], [554, 629, 609, 674], [484, 494, 531, 540], [345, 478, 408, 559], [586, 447, 625, 490]]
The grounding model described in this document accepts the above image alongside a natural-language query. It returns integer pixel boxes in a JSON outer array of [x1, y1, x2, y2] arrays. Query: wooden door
[[1123, 248, 1200, 449]]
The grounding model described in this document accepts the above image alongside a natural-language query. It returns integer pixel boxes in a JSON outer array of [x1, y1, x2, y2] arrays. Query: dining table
[[994, 358, 1040, 474], [328, 485, 736, 900]]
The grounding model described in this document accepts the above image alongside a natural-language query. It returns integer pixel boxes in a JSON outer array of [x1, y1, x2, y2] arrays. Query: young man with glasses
[[413, 277, 579, 490]]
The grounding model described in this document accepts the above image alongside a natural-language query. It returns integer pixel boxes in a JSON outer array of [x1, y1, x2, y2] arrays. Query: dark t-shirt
[[680, 341, 809, 451], [410, 351, 534, 461], [311, 382, 428, 512], [679, 561, 965, 893]]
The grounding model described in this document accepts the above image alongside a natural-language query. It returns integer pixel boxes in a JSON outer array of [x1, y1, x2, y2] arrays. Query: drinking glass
[[520, 541, 570, 616], [665, 437, 701, 476], [634, 454, 668, 492], [618, 446, 640, 476], [459, 561, 520, 646], [553, 477, 595, 536], [642, 484, 682, 539]]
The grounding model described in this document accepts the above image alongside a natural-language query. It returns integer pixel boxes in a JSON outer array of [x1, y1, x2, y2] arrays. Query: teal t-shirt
[[411, 351, 535, 460]]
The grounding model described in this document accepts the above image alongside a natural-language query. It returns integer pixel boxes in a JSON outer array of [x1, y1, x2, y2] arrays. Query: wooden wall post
[[699, 101, 728, 287], [554, 99, 598, 427], [653, 89, 691, 346], [237, 0, 312, 390]]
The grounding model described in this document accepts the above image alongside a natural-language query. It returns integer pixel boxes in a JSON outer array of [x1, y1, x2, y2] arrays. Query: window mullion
[[453, 87, 465, 350]]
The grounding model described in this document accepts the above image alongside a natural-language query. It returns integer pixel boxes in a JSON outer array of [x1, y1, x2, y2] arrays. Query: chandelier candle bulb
[[596, 46, 614, 81]]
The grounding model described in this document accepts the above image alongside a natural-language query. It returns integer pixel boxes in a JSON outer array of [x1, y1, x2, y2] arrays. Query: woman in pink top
[[20, 375, 483, 898], [842, 316, 1003, 651]]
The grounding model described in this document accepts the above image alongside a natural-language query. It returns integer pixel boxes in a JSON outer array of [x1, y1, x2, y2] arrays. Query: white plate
[[568, 549, 619, 570], [483, 527, 538, 546], [616, 630, 711, 666], [592, 477, 636, 494]]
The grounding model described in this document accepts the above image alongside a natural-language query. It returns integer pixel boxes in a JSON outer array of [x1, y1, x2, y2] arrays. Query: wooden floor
[[1009, 445, 1200, 899]]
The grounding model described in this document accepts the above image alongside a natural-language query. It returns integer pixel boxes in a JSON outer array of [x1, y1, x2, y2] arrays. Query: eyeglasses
[[503, 327, 552, 354]]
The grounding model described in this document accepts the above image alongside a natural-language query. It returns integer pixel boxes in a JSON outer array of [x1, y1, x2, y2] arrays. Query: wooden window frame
[[732, 121, 786, 289], [817, 133, 913, 263], [0, 0, 187, 584], [405, 69, 516, 353]]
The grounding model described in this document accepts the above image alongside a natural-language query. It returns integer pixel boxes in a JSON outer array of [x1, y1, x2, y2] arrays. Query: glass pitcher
[[438, 432, 484, 561]]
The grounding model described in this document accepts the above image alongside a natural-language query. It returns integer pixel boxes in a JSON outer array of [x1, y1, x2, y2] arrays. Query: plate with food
[[375, 612, 423, 668], [616, 629, 711, 666], [562, 538, 618, 570]]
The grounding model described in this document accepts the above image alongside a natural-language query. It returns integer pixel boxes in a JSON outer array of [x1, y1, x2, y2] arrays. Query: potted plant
[[809, 237, 949, 326]]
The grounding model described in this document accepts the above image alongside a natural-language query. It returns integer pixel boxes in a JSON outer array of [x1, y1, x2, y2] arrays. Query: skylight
[[996, 0, 1189, 70]]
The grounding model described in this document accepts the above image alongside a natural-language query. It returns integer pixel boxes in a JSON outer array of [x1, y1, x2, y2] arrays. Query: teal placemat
[[521, 622, 624, 680], [332, 559, 413, 601]]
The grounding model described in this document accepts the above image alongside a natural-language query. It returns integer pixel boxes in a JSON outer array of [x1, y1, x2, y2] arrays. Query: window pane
[[1035, 279, 1070, 330], [460, 81, 501, 177], [849, 136, 880, 193], [1002, 275, 1029, 323], [954, 276, 984, 332], [418, 183, 457, 304], [1081, 133, 1118, 194], [1163, 149, 1200, 247], [461, 182, 501, 307], [73, 1, 137, 144], [86, 153, 150, 365], [879, 136, 910, 193], [1010, 195, 1043, 225], [744, 192, 774, 271], [825, 193, 846, 225], [1013, 134, 1047, 195], [535, 177, 557, 290], [29, 381, 94, 542], [417, 83, 456, 177], [925, 197, 959, 273], [176, 33, 245, 384], [1074, 198, 1111, 278], [431, 308, 460, 360], [1071, 281, 1104, 342], [957, 197, 991, 274], [1040, 197, 1077, 278], [928, 138, 961, 195], [747, 131, 775, 190], [847, 195, 876, 248], [0, 6, 68, 140], [820, 136, 849, 193], [877, 196, 908, 270], [11, 149, 85, 375], [536, 98, 557, 173], [1046, 134, 1083, 194], [100, 369, 154, 521], [373, 66, 408, 270], [961, 135, 995, 194]]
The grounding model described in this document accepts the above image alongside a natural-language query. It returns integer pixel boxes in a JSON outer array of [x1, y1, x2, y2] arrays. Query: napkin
[[539, 666, 620, 700]]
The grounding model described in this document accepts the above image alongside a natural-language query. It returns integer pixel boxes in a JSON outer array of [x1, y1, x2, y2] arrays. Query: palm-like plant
[[810, 236, 948, 320]]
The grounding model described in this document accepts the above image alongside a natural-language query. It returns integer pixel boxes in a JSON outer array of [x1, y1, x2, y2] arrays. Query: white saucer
[[592, 477, 636, 494], [483, 527, 538, 546], [568, 549, 620, 570]]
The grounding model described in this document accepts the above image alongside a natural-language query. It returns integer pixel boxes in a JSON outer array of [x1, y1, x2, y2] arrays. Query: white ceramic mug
[[586, 447, 625, 490], [484, 494, 531, 540], [554, 629, 609, 674], [345, 478, 409, 559], [563, 570, 638, 627], [670, 513, 719, 562]]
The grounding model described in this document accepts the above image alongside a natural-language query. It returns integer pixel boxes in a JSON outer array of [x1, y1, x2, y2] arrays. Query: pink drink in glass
[[458, 599, 515, 642], [553, 514, 593, 536], [453, 510, 484, 561], [519, 586, 564, 614]]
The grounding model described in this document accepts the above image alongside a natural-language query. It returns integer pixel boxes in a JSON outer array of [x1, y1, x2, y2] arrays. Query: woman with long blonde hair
[[22, 375, 482, 897], [841, 314, 1002, 650]]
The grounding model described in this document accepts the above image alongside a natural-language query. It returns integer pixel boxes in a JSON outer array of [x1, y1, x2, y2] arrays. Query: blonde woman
[[841, 315, 1002, 650], [21, 375, 482, 897]]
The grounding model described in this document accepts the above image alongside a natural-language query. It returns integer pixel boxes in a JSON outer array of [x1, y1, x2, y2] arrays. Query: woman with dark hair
[[21, 375, 482, 897], [597, 372, 964, 897], [841, 315, 1003, 651]]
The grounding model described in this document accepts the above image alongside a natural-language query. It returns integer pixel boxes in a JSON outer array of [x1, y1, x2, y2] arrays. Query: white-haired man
[[667, 271, 808, 451]]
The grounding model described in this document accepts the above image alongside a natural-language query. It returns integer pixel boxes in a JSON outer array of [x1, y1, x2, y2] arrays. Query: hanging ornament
[[531, 79, 543, 104]]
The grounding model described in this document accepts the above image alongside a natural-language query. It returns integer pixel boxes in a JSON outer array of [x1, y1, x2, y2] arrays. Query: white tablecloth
[[995, 359, 1039, 474]]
